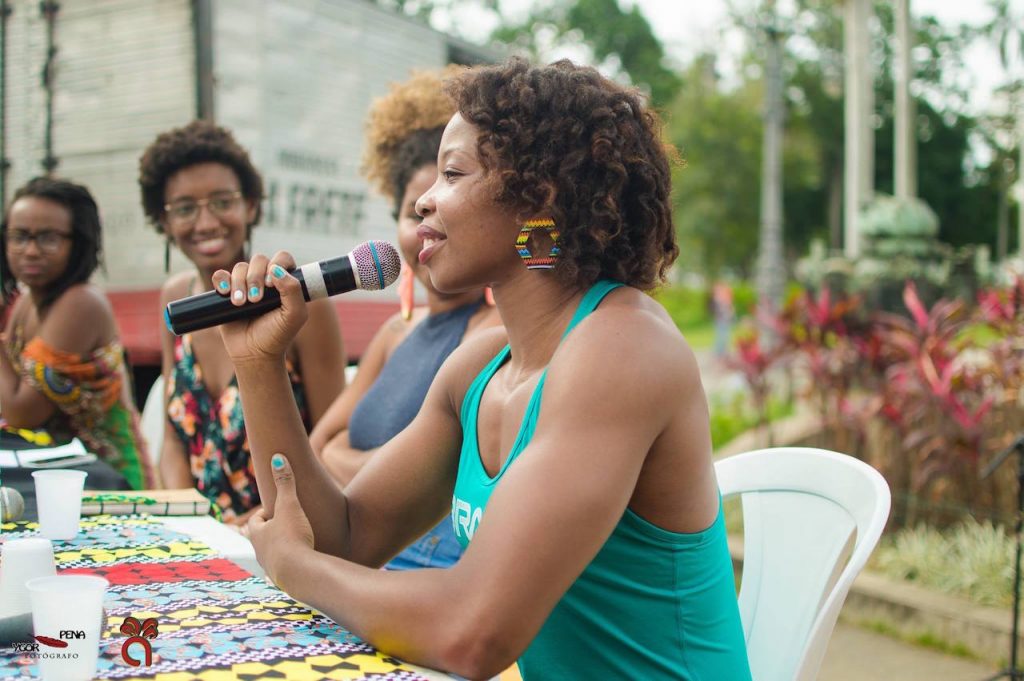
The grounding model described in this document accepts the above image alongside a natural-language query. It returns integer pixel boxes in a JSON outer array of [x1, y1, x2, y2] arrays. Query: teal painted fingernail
[[272, 265, 285, 278], [218, 280, 229, 290], [271, 454, 285, 469], [249, 286, 260, 298]]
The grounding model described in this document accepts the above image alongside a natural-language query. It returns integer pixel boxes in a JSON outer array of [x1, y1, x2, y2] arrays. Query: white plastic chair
[[716, 447, 891, 681], [139, 374, 165, 469]]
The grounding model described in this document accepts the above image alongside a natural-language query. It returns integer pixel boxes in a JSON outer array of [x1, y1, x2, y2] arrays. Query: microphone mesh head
[[352, 240, 402, 290]]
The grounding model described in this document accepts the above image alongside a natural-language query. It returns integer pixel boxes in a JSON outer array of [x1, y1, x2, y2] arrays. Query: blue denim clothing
[[348, 298, 484, 570], [385, 518, 463, 571]]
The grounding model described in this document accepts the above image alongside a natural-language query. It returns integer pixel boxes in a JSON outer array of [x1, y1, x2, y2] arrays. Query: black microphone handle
[[165, 256, 357, 335]]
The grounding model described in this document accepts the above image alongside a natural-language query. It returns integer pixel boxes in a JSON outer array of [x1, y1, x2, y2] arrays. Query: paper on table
[[0, 438, 93, 468]]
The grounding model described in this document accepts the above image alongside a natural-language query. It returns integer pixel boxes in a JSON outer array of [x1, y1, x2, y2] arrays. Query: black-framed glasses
[[163, 191, 243, 226], [3, 229, 74, 254]]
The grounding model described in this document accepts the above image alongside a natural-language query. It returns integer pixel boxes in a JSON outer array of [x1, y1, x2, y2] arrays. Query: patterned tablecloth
[[0, 515, 433, 680]]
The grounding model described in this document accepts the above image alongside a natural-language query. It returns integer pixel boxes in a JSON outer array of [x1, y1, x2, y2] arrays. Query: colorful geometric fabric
[[0, 515, 434, 680], [6, 327, 155, 489]]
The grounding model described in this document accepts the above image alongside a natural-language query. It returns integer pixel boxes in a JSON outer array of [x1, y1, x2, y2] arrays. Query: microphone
[[164, 240, 401, 335], [0, 485, 24, 522]]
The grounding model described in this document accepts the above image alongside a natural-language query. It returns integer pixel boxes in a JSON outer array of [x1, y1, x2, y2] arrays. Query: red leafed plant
[[873, 283, 998, 516], [724, 322, 788, 444], [740, 279, 1023, 527]]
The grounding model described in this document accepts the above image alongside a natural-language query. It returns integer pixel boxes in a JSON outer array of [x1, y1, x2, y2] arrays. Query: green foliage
[[860, 619, 980, 660], [708, 393, 793, 451], [666, 65, 765, 279], [653, 286, 716, 350], [565, 0, 681, 107], [732, 282, 758, 317], [490, 0, 680, 107], [873, 520, 1015, 607], [654, 286, 709, 328]]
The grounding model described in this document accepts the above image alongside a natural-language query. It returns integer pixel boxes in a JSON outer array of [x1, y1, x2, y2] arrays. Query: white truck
[[0, 0, 490, 401]]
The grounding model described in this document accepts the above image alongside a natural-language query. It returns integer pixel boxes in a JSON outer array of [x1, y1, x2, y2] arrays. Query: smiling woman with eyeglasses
[[0, 177, 155, 489], [137, 120, 346, 523]]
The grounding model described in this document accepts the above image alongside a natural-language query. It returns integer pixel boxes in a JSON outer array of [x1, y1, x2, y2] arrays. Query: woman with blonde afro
[[308, 67, 500, 570]]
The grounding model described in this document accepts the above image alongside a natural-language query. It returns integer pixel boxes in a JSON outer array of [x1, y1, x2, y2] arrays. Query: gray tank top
[[348, 299, 484, 450]]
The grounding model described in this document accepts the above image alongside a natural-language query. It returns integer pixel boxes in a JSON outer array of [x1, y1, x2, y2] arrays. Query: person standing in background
[[712, 280, 735, 358]]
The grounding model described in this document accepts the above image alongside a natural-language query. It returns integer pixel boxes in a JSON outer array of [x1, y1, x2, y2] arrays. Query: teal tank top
[[452, 280, 752, 680]]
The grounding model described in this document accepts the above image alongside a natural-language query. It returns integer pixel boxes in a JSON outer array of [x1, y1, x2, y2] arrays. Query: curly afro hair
[[138, 120, 264, 234], [362, 66, 461, 218], [444, 57, 679, 292]]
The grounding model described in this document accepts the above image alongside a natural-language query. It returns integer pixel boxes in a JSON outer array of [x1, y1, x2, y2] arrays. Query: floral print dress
[[166, 333, 310, 520]]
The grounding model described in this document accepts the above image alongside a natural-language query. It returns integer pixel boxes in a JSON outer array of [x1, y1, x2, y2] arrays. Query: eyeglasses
[[4, 230, 73, 254], [163, 191, 243, 225]]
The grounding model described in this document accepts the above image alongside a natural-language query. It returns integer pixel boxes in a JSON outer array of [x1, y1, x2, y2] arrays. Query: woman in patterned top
[[0, 177, 154, 489], [138, 121, 346, 522]]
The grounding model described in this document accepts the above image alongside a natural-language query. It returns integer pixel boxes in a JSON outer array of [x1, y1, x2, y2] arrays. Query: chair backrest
[[139, 374, 165, 469], [716, 447, 891, 681]]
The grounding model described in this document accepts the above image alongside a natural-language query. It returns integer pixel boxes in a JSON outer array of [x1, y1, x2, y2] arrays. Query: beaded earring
[[164, 239, 171, 273], [515, 218, 560, 270]]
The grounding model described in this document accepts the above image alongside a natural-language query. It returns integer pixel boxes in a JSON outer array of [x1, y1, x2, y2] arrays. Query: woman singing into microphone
[[216, 59, 751, 679]]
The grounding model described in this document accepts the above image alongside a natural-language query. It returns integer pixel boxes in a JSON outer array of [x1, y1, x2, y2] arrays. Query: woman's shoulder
[[440, 327, 507, 385], [159, 271, 195, 304], [39, 284, 118, 351], [379, 307, 429, 353], [48, 283, 114, 320], [555, 286, 697, 388]]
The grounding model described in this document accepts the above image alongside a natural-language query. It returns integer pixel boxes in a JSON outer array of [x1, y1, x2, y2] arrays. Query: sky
[[434, 0, 1023, 117]]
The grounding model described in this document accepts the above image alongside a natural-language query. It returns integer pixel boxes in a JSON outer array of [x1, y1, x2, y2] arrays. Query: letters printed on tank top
[[452, 495, 483, 542]]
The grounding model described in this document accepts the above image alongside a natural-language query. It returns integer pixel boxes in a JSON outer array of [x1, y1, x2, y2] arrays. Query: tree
[[365, 0, 498, 23], [785, 1, 996, 253], [754, 0, 787, 314], [490, 0, 681, 107], [667, 59, 763, 281], [978, 0, 1024, 257]]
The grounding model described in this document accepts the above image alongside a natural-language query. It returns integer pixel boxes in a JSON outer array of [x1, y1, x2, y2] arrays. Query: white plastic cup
[[31, 470, 87, 540], [0, 537, 56, 617], [26, 574, 109, 681]]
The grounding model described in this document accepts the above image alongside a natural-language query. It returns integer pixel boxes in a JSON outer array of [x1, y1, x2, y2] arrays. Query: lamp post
[[894, 0, 916, 200], [843, 0, 874, 257], [755, 0, 786, 319]]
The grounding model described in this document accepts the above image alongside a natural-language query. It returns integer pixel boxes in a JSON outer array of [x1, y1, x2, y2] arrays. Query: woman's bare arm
[[292, 297, 346, 425], [308, 313, 403, 455], [156, 277, 194, 489], [261, 307, 705, 679], [0, 287, 107, 427]]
